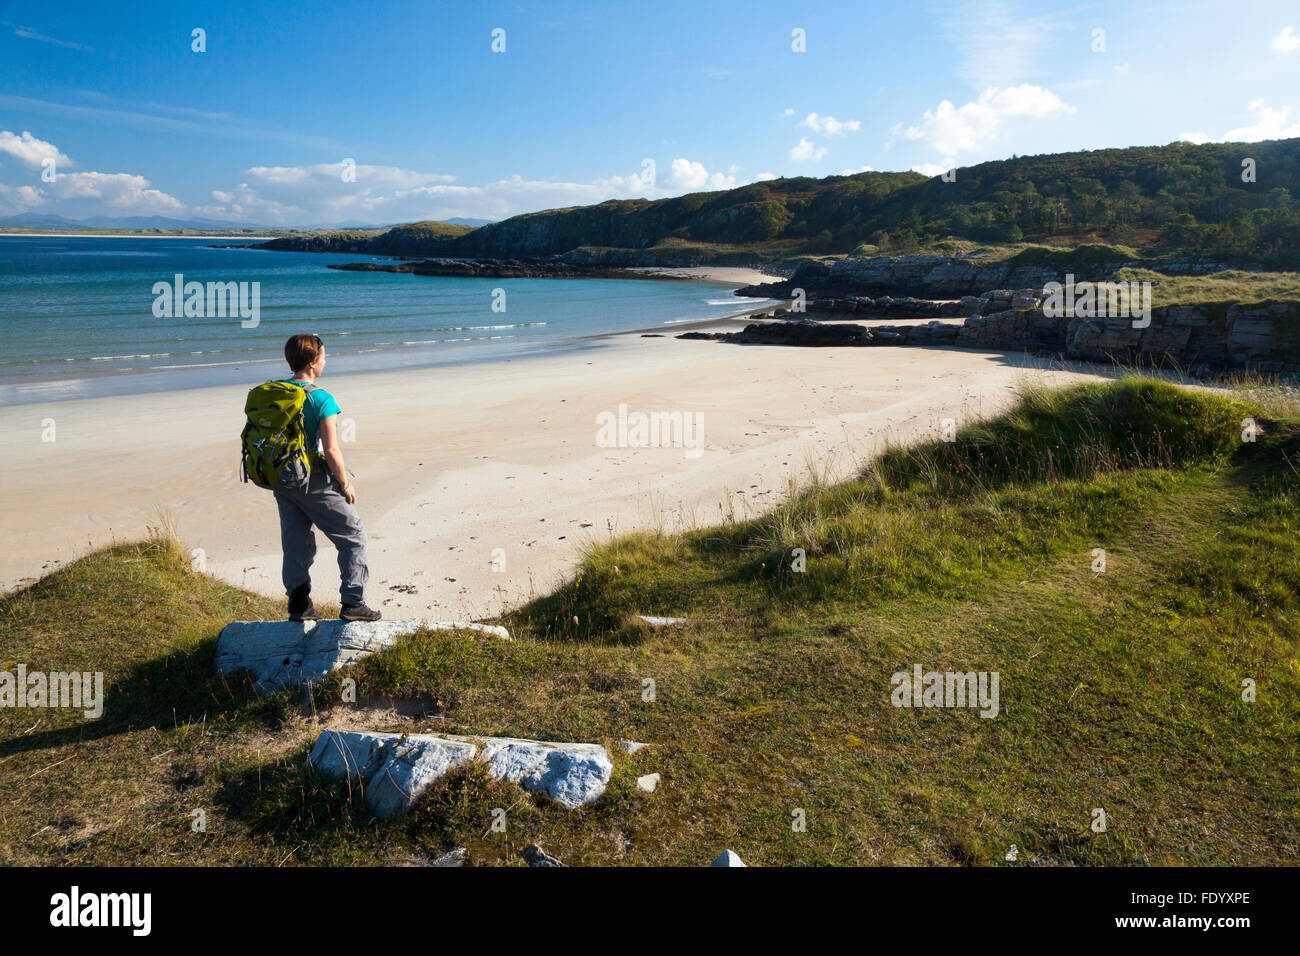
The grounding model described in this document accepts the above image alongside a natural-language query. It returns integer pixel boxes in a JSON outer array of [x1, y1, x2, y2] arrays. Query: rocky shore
[[682, 285, 1300, 375], [327, 257, 690, 280], [735, 252, 1247, 301]]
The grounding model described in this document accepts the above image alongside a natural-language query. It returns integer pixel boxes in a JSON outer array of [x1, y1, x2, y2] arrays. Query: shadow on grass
[[0, 631, 291, 759], [211, 745, 383, 861], [212, 749, 586, 865]]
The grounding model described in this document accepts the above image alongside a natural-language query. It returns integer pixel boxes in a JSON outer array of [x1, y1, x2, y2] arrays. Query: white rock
[[619, 740, 651, 754], [308, 729, 612, 818], [637, 615, 689, 626], [308, 728, 396, 781], [710, 849, 747, 867], [466, 735, 614, 810], [636, 772, 660, 792], [215, 619, 510, 694]]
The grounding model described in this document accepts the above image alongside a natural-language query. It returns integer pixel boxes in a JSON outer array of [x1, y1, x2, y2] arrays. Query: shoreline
[[0, 232, 287, 239], [1, 328, 1124, 617], [0, 268, 777, 407]]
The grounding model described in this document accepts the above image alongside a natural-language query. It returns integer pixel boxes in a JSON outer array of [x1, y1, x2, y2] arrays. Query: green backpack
[[240, 381, 318, 493]]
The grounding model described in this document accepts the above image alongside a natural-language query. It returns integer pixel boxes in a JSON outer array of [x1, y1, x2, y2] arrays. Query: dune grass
[[1, 378, 1297, 866]]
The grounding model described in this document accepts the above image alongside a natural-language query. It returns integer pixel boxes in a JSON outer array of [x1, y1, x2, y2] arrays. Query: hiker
[[240, 333, 381, 622]]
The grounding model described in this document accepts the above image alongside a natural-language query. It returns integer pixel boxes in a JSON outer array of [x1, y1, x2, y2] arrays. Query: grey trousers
[[273, 467, 370, 605]]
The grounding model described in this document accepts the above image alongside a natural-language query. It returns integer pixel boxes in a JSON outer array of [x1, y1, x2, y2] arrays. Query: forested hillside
[[260, 138, 1300, 263]]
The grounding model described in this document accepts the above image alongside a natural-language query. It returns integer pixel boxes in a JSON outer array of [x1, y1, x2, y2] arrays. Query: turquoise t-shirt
[[283, 379, 341, 453]]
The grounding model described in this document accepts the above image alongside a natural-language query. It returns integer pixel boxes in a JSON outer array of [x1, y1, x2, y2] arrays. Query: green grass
[[1114, 267, 1300, 308], [2, 379, 1297, 866]]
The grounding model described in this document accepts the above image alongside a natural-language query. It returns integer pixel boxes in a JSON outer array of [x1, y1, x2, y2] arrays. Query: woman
[[273, 333, 381, 622]]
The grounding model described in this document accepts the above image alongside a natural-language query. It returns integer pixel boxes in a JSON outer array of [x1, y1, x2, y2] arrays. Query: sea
[[0, 235, 771, 406]]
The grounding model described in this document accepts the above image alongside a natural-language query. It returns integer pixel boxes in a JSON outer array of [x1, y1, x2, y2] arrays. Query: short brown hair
[[285, 334, 324, 373]]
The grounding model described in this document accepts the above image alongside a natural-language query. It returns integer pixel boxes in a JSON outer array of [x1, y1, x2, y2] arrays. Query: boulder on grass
[[308, 728, 613, 818], [215, 619, 509, 694]]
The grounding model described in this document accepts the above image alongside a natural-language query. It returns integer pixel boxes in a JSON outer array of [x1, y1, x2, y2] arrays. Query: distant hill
[[0, 213, 277, 231], [259, 138, 1300, 265]]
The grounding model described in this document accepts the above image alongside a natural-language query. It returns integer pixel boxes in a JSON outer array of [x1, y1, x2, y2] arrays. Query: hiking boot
[[288, 583, 321, 622], [289, 603, 322, 622], [340, 602, 382, 622]]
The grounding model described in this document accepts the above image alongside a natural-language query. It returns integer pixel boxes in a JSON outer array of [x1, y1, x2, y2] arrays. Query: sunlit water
[[0, 236, 770, 405]]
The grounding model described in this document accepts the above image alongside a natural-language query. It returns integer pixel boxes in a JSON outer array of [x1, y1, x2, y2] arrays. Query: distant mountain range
[[0, 213, 277, 231], [0, 214, 496, 232]]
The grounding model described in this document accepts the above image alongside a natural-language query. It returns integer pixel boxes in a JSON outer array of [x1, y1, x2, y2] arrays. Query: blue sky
[[1, 0, 1298, 226]]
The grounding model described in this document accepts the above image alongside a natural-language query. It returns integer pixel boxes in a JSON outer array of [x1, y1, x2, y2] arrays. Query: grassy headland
[[257, 138, 1300, 268], [2, 378, 1297, 866]]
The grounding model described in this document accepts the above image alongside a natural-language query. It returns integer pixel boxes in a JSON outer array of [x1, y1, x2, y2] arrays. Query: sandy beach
[[2, 289, 1124, 621]]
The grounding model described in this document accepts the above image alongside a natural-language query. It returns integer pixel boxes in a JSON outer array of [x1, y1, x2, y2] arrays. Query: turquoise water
[[0, 236, 767, 405]]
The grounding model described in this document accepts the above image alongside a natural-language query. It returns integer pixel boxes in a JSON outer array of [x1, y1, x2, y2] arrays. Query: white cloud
[[0, 130, 72, 170], [1173, 101, 1300, 147], [911, 163, 950, 177], [0, 183, 44, 207], [1221, 99, 1300, 142], [9, 24, 88, 50], [782, 107, 795, 117], [894, 84, 1075, 156], [193, 157, 751, 225], [799, 112, 861, 136], [1270, 25, 1299, 53], [755, 171, 777, 181], [840, 165, 875, 174], [1114, 63, 1131, 74], [941, 2, 1071, 89], [0, 130, 185, 216], [0, 132, 754, 226], [661, 158, 739, 192], [790, 137, 828, 161], [1, 171, 185, 215]]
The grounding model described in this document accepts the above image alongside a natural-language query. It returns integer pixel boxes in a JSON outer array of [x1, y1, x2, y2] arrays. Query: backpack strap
[[293, 382, 323, 471]]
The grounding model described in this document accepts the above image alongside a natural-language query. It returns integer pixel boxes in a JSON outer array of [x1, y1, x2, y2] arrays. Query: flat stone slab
[[215, 619, 510, 694], [308, 728, 613, 818]]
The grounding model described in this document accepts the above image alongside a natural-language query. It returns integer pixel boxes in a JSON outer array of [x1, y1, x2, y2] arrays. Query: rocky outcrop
[[681, 319, 960, 348], [1064, 302, 1299, 371], [308, 729, 613, 817], [682, 296, 1300, 374], [735, 253, 1243, 301], [328, 257, 688, 280], [681, 320, 870, 346], [215, 619, 510, 694]]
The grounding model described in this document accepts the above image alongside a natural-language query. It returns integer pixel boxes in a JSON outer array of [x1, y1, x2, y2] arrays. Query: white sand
[[1, 332, 1118, 619]]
